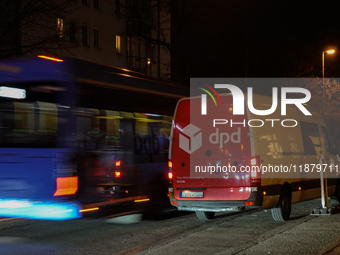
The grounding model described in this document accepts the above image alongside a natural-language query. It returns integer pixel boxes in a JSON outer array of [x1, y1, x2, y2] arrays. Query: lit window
[[147, 58, 151, 75], [94, 28, 100, 48], [57, 17, 64, 38], [116, 35, 121, 53], [82, 25, 89, 45]]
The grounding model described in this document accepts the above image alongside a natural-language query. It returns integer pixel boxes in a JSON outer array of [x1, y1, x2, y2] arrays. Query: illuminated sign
[[0, 86, 26, 99]]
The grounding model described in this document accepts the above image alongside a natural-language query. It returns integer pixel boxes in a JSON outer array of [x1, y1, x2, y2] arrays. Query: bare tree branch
[[0, 0, 77, 58]]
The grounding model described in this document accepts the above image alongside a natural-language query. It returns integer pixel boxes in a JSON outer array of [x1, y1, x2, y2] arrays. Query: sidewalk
[[144, 208, 340, 255], [324, 242, 340, 255]]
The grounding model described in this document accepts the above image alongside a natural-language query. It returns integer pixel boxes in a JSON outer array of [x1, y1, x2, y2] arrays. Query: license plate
[[180, 191, 204, 198]]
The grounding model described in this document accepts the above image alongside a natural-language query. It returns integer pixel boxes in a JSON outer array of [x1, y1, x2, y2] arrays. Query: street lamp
[[322, 49, 335, 114], [320, 49, 335, 210]]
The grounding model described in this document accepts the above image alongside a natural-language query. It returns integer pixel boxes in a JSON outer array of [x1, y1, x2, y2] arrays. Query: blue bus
[[0, 55, 188, 220]]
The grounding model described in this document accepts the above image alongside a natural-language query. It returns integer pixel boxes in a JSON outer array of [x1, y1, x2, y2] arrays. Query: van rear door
[[171, 95, 252, 201], [171, 98, 209, 200]]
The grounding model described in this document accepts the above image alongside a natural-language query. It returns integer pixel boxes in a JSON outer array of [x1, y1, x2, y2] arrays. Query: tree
[[115, 0, 207, 81], [0, 0, 76, 59], [299, 78, 340, 140]]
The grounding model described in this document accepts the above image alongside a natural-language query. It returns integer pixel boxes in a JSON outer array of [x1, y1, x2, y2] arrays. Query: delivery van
[[168, 93, 340, 221]]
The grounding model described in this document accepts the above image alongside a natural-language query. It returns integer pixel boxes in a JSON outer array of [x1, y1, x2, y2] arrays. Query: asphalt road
[[1, 199, 340, 255]]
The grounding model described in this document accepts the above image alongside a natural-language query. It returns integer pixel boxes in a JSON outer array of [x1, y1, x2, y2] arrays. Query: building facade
[[0, 0, 171, 79]]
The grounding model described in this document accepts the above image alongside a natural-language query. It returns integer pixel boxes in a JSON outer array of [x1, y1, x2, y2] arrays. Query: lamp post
[[322, 49, 335, 114], [319, 49, 335, 211]]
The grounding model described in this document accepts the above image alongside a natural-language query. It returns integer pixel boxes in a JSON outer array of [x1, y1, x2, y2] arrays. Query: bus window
[[105, 110, 121, 148], [132, 113, 172, 164], [76, 108, 136, 151], [76, 108, 106, 151], [0, 101, 63, 148], [134, 113, 160, 163]]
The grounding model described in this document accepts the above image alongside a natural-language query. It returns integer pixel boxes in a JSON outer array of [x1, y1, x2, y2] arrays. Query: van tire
[[195, 211, 215, 221], [271, 187, 291, 221]]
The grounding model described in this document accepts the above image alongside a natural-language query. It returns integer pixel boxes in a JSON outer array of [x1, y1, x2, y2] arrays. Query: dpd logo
[[179, 124, 202, 154]]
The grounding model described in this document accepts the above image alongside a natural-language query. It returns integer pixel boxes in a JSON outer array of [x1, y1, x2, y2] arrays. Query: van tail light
[[115, 171, 121, 178], [168, 172, 173, 179], [250, 156, 261, 187], [54, 176, 78, 196], [115, 160, 121, 167], [168, 160, 173, 185]]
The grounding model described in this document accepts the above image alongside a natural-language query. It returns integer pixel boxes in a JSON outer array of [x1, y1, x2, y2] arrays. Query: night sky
[[175, 0, 340, 82]]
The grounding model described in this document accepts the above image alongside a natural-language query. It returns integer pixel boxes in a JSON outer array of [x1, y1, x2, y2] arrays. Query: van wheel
[[195, 211, 215, 221], [271, 187, 291, 221]]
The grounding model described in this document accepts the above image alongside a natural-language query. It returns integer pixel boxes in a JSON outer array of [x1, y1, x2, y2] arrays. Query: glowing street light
[[322, 49, 335, 114], [323, 49, 335, 79]]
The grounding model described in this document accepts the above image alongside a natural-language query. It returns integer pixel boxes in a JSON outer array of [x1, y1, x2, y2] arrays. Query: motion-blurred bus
[[0, 56, 187, 220]]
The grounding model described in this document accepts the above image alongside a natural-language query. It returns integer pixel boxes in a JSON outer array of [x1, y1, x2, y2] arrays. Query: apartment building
[[0, 0, 171, 79]]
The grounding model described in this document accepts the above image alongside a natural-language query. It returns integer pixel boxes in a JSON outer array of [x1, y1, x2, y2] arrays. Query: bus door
[[133, 114, 166, 183], [75, 109, 135, 201], [133, 113, 171, 209], [0, 98, 80, 220]]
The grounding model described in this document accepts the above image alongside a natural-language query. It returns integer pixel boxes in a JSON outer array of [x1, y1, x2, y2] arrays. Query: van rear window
[[300, 121, 320, 155], [321, 126, 335, 153]]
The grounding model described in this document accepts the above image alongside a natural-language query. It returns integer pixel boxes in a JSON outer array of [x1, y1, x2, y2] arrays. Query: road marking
[[0, 218, 18, 222], [106, 214, 142, 224], [113, 244, 147, 255], [0, 236, 27, 243]]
